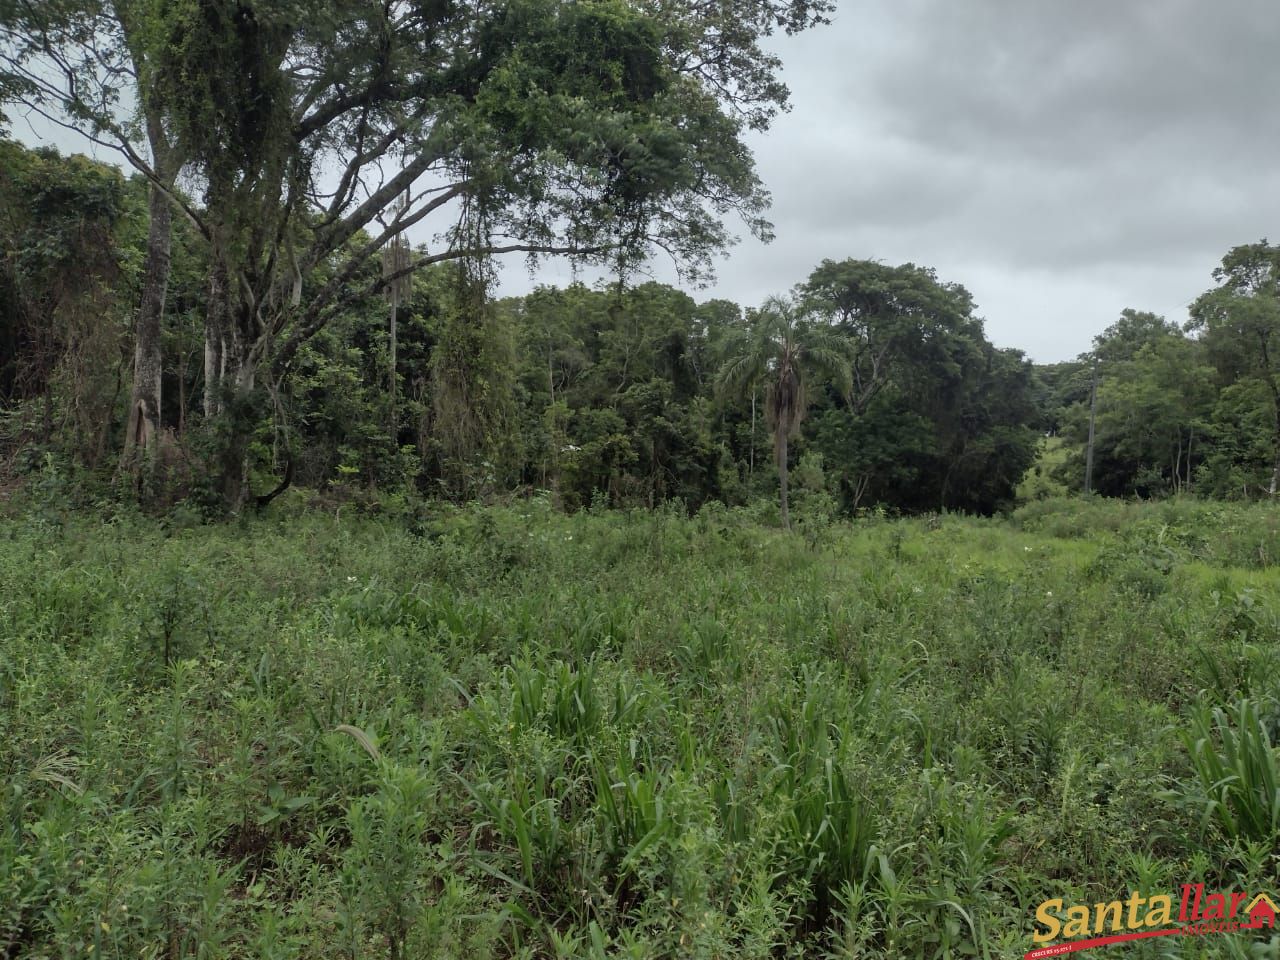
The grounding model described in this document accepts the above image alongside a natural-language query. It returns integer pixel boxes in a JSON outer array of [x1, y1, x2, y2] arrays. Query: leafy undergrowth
[[2, 498, 1279, 958]]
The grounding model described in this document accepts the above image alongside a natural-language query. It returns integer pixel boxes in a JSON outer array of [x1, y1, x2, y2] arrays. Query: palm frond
[[802, 345, 855, 398], [719, 293, 855, 421], [798, 326, 856, 400], [715, 339, 771, 400]]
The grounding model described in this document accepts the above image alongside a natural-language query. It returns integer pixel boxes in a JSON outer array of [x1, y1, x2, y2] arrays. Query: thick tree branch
[[309, 135, 449, 264]]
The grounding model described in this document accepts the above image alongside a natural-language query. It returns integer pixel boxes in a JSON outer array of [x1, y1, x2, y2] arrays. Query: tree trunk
[[200, 256, 259, 512], [388, 290, 398, 445], [121, 115, 178, 478], [1084, 358, 1098, 494], [1271, 392, 1280, 496], [121, 178, 173, 470], [223, 306, 256, 512], [218, 348, 257, 512], [177, 346, 187, 436], [1186, 428, 1193, 493], [221, 423, 251, 510], [204, 260, 229, 418], [777, 429, 790, 531], [117, 42, 182, 480]]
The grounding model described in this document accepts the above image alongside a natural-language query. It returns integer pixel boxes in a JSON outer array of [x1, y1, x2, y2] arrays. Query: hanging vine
[[426, 185, 520, 498]]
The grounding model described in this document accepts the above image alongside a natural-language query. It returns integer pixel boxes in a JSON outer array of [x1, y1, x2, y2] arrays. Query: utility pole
[[1084, 357, 1098, 495]]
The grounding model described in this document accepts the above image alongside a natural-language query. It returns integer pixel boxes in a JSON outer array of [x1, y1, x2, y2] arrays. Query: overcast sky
[[11, 0, 1278, 363], [521, 0, 1280, 362]]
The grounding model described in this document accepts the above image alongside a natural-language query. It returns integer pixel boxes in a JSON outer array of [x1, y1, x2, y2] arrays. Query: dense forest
[[3, 129, 1280, 519], [0, 133, 1049, 518]]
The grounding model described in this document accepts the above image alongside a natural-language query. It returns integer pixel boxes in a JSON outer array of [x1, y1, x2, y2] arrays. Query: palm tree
[[718, 295, 853, 530]]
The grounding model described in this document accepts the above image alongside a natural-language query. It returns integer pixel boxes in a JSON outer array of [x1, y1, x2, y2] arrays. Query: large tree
[[796, 258, 1038, 514], [800, 259, 976, 414], [3, 0, 833, 508], [717, 295, 851, 529]]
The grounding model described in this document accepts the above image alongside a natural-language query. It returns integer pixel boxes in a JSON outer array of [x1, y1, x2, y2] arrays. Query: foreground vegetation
[[3, 496, 1280, 958]]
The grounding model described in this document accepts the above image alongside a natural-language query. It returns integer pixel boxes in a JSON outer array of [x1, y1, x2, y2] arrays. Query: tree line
[[1037, 242, 1280, 502], [5, 132, 1280, 520], [3, 2, 1278, 520], [1, 135, 1045, 522]]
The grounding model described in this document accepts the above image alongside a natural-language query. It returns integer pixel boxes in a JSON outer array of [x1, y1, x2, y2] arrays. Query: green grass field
[[3, 497, 1280, 958]]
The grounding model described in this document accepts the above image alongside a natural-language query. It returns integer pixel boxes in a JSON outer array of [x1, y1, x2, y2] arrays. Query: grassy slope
[[2, 497, 1279, 958]]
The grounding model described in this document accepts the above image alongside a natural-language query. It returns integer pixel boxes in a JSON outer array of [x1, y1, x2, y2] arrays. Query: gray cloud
[[672, 0, 1280, 361]]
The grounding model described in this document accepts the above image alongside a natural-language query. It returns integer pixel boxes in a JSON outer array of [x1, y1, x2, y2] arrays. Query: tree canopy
[[2, 0, 833, 507]]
